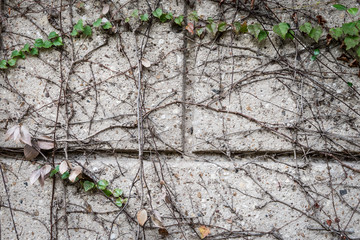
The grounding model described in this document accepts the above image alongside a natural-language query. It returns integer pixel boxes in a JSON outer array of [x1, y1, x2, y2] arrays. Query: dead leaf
[[102, 4, 110, 15], [5, 124, 32, 146], [20, 125, 32, 146], [24, 144, 39, 160], [158, 228, 169, 237], [137, 209, 148, 226], [141, 58, 151, 68], [5, 125, 19, 142], [199, 225, 210, 239], [69, 166, 82, 182], [37, 136, 55, 150], [59, 161, 68, 174], [185, 22, 194, 35], [326, 219, 332, 226], [151, 210, 165, 228], [29, 169, 41, 185], [38, 165, 51, 187]]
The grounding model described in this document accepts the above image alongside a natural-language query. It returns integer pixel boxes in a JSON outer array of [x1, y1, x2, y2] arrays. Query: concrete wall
[[1, 0, 360, 239]]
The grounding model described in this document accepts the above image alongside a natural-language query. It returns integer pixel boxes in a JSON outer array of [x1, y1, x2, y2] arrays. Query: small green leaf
[[83, 25, 92, 36], [103, 189, 112, 197], [342, 22, 358, 36], [61, 171, 70, 179], [189, 11, 198, 22], [273, 22, 290, 39], [93, 18, 102, 27], [313, 49, 320, 56], [50, 165, 59, 177], [159, 14, 168, 23], [140, 13, 149, 22], [347, 8, 358, 16], [113, 188, 123, 197], [0, 60, 7, 69], [74, 19, 84, 32], [152, 8, 163, 18], [233, 22, 248, 34], [329, 27, 343, 40], [48, 31, 59, 40], [71, 29, 78, 37], [21, 43, 30, 53], [196, 28, 204, 37], [11, 50, 21, 58], [299, 22, 312, 35], [52, 37, 63, 46], [309, 26, 323, 42], [333, 4, 347, 11], [257, 30, 268, 42], [311, 55, 317, 61], [131, 9, 139, 18], [83, 180, 95, 191], [7, 58, 17, 66], [347, 82, 353, 87], [30, 47, 39, 56], [206, 22, 217, 35], [248, 23, 262, 38], [115, 198, 123, 207], [285, 30, 295, 39], [165, 12, 173, 20], [174, 15, 184, 26], [102, 21, 112, 29], [125, 17, 130, 23], [344, 35, 360, 50], [97, 179, 109, 190], [43, 40, 53, 48], [218, 22, 227, 32]]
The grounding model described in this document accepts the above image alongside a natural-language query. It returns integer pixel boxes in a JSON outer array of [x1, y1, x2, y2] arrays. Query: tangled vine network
[[0, 0, 360, 239]]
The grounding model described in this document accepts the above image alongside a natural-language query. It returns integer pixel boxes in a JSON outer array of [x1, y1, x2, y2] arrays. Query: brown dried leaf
[[199, 225, 210, 239], [102, 4, 110, 15], [24, 144, 39, 161], [69, 166, 82, 182], [137, 209, 148, 226], [37, 136, 55, 150], [41, 165, 52, 176], [158, 228, 169, 237], [20, 125, 32, 146], [141, 58, 151, 68], [29, 169, 41, 185], [59, 161, 68, 174], [5, 125, 18, 141], [151, 210, 165, 228], [185, 22, 194, 35]]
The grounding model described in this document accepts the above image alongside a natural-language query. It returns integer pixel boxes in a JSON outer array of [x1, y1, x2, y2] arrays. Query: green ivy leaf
[[34, 39, 44, 48], [218, 22, 227, 32], [125, 17, 130, 23], [344, 35, 360, 50], [21, 43, 30, 53], [113, 188, 123, 197], [103, 189, 112, 197], [174, 15, 184, 26], [131, 9, 139, 18], [248, 23, 262, 38], [309, 26, 323, 42], [52, 37, 63, 46], [152, 8, 163, 18], [83, 180, 95, 191], [71, 29, 78, 37], [159, 14, 168, 23], [83, 25, 92, 36], [189, 11, 198, 22], [8, 58, 16, 66], [257, 30, 268, 42], [165, 12, 173, 20], [347, 7, 358, 16], [11, 50, 21, 58], [311, 55, 317, 61], [43, 40, 53, 48], [285, 30, 295, 40], [233, 21, 247, 34], [206, 22, 217, 35], [74, 19, 84, 32], [97, 179, 109, 190], [93, 18, 102, 27], [50, 165, 59, 177], [61, 171, 70, 179], [102, 21, 112, 29], [140, 13, 149, 22], [329, 27, 343, 40], [196, 28, 204, 37], [273, 22, 290, 39], [48, 31, 59, 40], [30, 47, 39, 56], [333, 4, 347, 11], [347, 82, 353, 87], [342, 22, 359, 36], [115, 198, 123, 207], [299, 22, 312, 35], [0, 59, 8, 69]]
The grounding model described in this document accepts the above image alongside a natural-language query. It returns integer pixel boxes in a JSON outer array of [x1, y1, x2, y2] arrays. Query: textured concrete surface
[[1, 0, 360, 239]]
